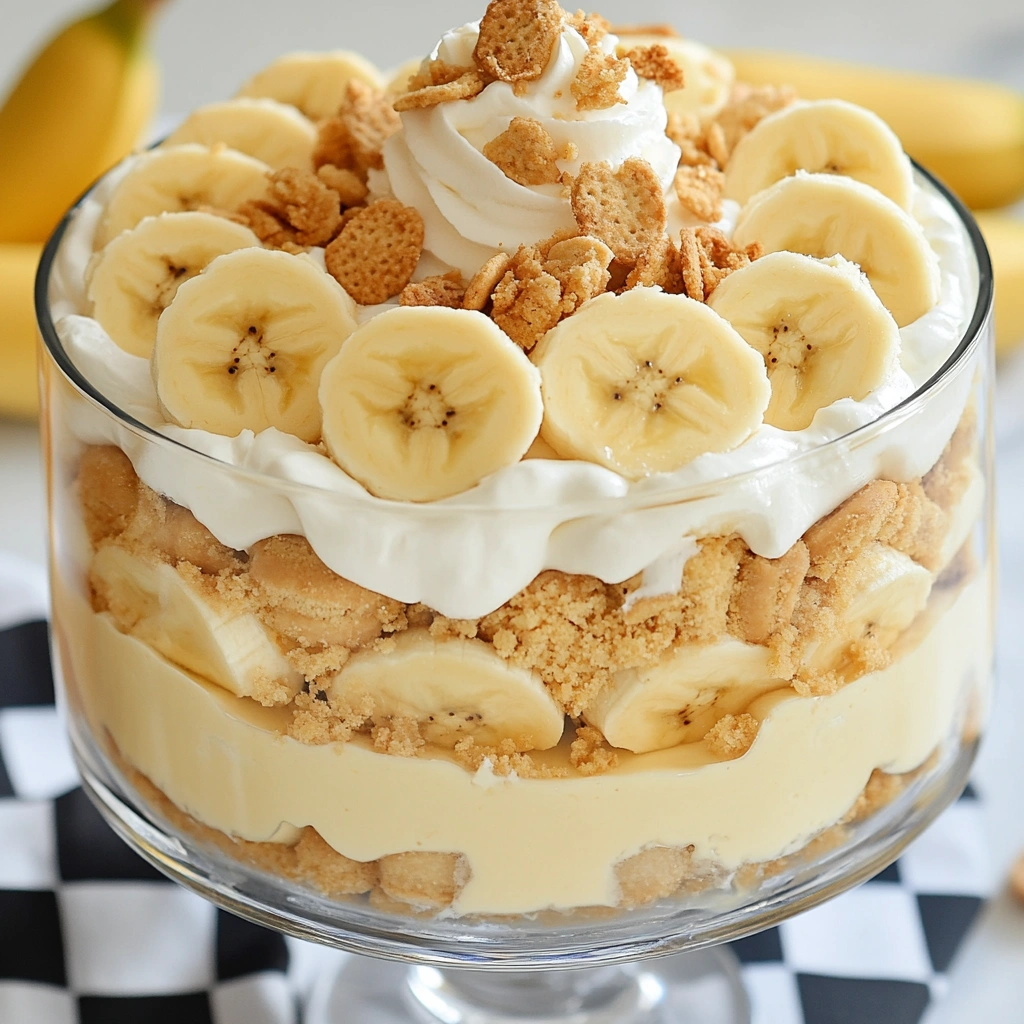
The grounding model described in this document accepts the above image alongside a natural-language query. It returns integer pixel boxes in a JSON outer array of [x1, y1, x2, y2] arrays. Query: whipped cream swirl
[[384, 21, 682, 275]]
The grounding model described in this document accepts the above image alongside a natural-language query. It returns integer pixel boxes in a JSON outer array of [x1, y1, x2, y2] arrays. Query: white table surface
[[2, 0, 1023, 1013]]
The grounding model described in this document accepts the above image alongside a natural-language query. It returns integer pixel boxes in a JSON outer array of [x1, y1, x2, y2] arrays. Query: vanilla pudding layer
[[56, 567, 988, 917]]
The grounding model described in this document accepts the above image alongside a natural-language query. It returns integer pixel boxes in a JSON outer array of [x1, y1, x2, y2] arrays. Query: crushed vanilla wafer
[[400, 270, 466, 308], [715, 83, 798, 155], [393, 70, 486, 112], [678, 225, 760, 300], [704, 713, 759, 759], [316, 164, 369, 207], [673, 164, 725, 222], [483, 117, 563, 186], [571, 157, 667, 263], [463, 252, 513, 312], [625, 235, 683, 293], [569, 724, 620, 775], [729, 542, 810, 645], [324, 199, 424, 304], [453, 737, 569, 778], [567, 10, 611, 47], [474, 0, 564, 84], [338, 80, 402, 173], [571, 50, 629, 111], [625, 45, 685, 92]]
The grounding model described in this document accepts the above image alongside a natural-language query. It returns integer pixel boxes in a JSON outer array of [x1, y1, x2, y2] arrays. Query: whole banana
[[0, 0, 163, 418], [725, 50, 1024, 212], [975, 212, 1024, 357], [0, 0, 163, 244]]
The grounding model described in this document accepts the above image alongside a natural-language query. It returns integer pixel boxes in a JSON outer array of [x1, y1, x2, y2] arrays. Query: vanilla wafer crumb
[[569, 725, 620, 775], [673, 164, 725, 222], [453, 737, 569, 778], [324, 199, 424, 304], [474, 0, 564, 84], [567, 10, 610, 47], [371, 717, 425, 757], [393, 70, 486, 112], [483, 117, 563, 186], [288, 690, 373, 745], [625, 44, 685, 92], [704, 713, 759, 759], [571, 50, 629, 111], [463, 252, 513, 312], [400, 270, 466, 308], [316, 164, 368, 207], [804, 480, 899, 581], [571, 157, 667, 264], [715, 83, 798, 154]]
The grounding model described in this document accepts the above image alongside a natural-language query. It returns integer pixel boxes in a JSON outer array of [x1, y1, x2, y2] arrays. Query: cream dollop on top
[[383, 21, 682, 275]]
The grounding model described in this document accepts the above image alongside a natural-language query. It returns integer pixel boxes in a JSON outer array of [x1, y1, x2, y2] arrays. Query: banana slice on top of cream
[[532, 288, 771, 479], [153, 247, 357, 442], [318, 306, 544, 503]]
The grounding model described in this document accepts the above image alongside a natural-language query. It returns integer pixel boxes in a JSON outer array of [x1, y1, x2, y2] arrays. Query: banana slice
[[531, 289, 771, 479], [86, 212, 261, 358], [732, 172, 940, 328], [96, 144, 272, 250], [319, 306, 543, 502], [802, 543, 932, 675], [584, 639, 783, 754], [237, 50, 385, 121], [166, 98, 318, 172], [90, 544, 302, 706], [327, 628, 565, 750], [154, 248, 357, 442], [707, 251, 900, 431], [724, 99, 915, 210], [615, 34, 734, 120]]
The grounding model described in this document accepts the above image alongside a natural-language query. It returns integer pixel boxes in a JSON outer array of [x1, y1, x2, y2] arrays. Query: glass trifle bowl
[[36, 4, 994, 1021]]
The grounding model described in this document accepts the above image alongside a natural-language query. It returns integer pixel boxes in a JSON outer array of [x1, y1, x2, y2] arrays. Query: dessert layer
[[49, 167, 977, 619], [55, 570, 989, 916]]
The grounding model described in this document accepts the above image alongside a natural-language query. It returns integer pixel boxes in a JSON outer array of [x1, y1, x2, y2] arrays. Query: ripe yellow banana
[[0, 244, 44, 419], [974, 211, 1024, 357], [725, 50, 1024, 212], [0, 0, 163, 244]]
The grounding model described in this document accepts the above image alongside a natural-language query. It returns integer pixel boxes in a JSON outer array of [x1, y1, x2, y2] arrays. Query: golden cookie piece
[[730, 541, 810, 645], [474, 0, 564, 84], [463, 251, 513, 311], [377, 852, 468, 909], [482, 117, 563, 186], [324, 199, 424, 304], [400, 270, 466, 308], [625, 44, 686, 92], [249, 534, 405, 649], [79, 446, 140, 545], [570, 158, 667, 264], [616, 846, 690, 907], [571, 50, 629, 112]]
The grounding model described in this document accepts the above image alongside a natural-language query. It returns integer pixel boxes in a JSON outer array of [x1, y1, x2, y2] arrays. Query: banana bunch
[[0, 0, 164, 418], [726, 50, 1024, 355]]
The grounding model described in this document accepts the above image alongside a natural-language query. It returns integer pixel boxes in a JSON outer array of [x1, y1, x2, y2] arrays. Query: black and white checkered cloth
[[0, 552, 991, 1024]]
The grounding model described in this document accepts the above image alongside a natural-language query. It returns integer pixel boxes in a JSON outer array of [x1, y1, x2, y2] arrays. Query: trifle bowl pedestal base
[[307, 951, 749, 1024]]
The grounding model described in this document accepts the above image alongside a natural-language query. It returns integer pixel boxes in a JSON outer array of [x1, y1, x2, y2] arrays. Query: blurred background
[[4, 0, 1024, 112]]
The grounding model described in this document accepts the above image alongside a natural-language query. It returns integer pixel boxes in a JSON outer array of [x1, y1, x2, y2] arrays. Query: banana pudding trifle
[[42, 0, 992, 920]]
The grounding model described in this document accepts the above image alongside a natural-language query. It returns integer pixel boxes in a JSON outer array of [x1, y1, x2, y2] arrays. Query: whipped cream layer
[[50, 161, 978, 619], [383, 21, 682, 275], [56, 570, 989, 916]]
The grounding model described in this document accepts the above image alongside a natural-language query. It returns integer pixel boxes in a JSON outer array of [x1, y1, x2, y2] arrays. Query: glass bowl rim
[[35, 160, 994, 516]]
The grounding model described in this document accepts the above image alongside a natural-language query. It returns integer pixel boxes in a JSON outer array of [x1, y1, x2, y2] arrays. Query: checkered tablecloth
[[0, 552, 992, 1024]]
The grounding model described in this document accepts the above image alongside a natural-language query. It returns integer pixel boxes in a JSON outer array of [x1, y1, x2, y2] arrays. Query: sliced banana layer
[[327, 629, 565, 750], [531, 289, 771, 479], [90, 544, 302, 706], [724, 99, 915, 210], [166, 98, 318, 172], [732, 172, 940, 328], [319, 307, 544, 502], [154, 248, 357, 442], [96, 144, 272, 250], [615, 33, 735, 120], [87, 212, 261, 359], [707, 251, 900, 431], [237, 50, 385, 121], [585, 639, 783, 754], [803, 543, 933, 675]]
